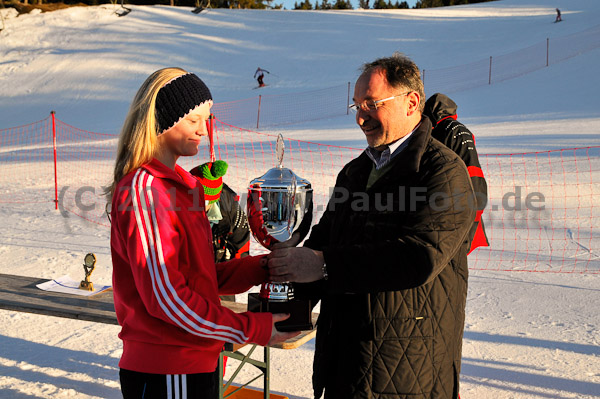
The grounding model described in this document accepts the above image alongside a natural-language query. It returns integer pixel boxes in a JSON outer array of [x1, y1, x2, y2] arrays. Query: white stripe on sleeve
[[132, 170, 250, 344]]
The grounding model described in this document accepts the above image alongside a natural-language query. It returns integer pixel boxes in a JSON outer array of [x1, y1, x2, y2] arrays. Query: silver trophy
[[246, 134, 314, 330]]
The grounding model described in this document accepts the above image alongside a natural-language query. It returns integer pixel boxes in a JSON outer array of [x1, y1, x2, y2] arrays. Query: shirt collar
[[365, 121, 421, 170]]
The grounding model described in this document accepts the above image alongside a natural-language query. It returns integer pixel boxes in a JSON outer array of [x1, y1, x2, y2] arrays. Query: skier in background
[[555, 8, 562, 22], [254, 67, 270, 87]]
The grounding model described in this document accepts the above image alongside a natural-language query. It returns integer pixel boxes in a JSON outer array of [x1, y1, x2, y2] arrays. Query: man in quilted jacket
[[267, 53, 476, 399]]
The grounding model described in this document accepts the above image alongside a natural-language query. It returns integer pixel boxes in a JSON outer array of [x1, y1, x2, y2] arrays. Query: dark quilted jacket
[[300, 117, 475, 399]]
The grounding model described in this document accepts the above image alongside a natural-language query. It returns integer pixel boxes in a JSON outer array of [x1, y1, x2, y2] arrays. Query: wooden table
[[0, 273, 317, 398]]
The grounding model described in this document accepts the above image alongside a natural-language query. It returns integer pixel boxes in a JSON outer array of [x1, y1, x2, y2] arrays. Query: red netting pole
[[208, 114, 216, 162], [212, 116, 222, 161], [256, 95, 262, 130], [51, 111, 58, 210]]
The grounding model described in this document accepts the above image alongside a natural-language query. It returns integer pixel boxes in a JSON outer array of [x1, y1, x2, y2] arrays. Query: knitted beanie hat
[[190, 160, 228, 204], [156, 73, 213, 135]]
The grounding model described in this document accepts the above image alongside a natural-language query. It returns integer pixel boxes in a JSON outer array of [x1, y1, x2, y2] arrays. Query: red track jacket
[[111, 158, 272, 374]]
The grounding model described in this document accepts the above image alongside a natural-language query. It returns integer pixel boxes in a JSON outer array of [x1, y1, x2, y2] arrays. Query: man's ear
[[406, 91, 420, 116]]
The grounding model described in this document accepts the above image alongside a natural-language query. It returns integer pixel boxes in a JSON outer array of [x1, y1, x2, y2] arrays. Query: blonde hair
[[106, 67, 188, 202]]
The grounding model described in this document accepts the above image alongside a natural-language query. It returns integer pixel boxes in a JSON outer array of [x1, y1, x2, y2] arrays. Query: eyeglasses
[[349, 92, 412, 113]]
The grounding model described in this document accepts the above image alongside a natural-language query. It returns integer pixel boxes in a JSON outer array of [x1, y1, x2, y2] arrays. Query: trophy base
[[248, 293, 313, 332]]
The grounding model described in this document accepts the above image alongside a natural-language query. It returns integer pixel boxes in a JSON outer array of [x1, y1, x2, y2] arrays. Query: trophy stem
[[259, 282, 294, 302]]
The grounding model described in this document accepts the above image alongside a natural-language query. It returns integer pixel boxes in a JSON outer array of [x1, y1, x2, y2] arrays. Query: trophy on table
[[79, 253, 96, 291], [246, 134, 314, 331]]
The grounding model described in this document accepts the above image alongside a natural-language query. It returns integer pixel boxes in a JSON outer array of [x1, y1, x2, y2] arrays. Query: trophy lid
[[249, 134, 312, 192]]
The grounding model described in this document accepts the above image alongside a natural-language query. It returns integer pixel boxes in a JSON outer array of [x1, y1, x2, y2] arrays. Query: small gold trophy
[[79, 253, 96, 291]]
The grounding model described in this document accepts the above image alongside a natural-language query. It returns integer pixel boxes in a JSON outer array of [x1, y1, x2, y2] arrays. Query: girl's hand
[[267, 313, 301, 346]]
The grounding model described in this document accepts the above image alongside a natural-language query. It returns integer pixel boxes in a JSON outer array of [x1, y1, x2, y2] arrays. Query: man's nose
[[356, 108, 369, 125]]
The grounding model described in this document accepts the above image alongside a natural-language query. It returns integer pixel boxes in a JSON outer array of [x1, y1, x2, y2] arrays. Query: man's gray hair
[[361, 52, 425, 113]]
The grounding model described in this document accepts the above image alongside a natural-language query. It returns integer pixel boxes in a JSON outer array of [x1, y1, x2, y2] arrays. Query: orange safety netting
[[1, 114, 598, 274]]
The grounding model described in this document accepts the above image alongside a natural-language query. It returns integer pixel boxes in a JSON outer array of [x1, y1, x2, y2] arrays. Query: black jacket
[[300, 117, 475, 399], [212, 183, 250, 263], [424, 93, 489, 253]]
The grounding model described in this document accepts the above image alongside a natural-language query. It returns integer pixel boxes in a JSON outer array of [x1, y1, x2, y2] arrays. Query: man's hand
[[267, 247, 325, 283], [267, 313, 301, 346]]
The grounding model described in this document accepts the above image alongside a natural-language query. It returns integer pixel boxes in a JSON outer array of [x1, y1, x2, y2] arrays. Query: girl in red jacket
[[107, 67, 297, 399]]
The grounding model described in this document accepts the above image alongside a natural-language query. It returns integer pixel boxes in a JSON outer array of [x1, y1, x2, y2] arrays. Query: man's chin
[[366, 138, 385, 150]]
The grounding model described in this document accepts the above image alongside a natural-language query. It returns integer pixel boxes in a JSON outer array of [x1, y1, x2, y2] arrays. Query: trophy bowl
[[246, 135, 314, 331], [247, 166, 313, 253]]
